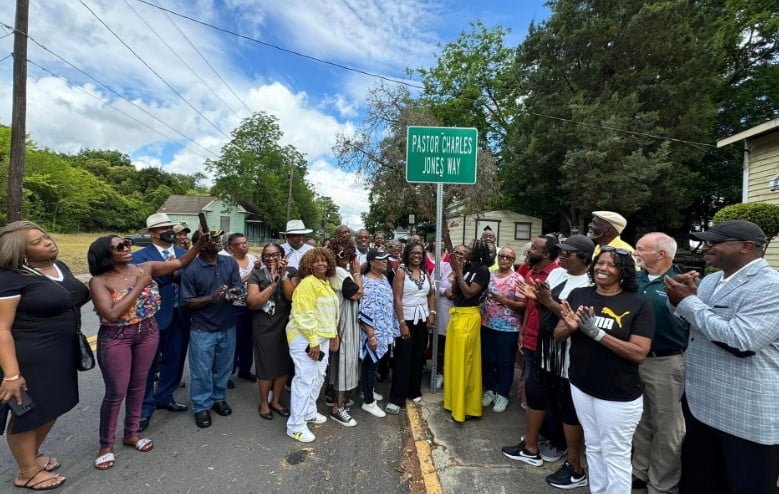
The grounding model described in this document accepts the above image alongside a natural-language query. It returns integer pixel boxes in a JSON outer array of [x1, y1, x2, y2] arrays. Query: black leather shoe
[[227, 379, 235, 389], [238, 370, 257, 382], [195, 410, 212, 428], [211, 401, 232, 416], [138, 417, 150, 432], [157, 401, 188, 412]]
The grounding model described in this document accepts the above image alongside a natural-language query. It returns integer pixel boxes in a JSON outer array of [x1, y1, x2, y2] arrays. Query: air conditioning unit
[[771, 174, 779, 192]]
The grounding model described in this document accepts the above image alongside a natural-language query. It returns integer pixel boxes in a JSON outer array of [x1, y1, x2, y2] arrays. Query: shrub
[[713, 202, 779, 248]]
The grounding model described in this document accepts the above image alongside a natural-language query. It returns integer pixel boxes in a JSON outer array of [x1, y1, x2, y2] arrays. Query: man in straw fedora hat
[[281, 220, 313, 269]]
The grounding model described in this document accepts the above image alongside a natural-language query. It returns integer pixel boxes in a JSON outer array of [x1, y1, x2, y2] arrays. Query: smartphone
[[6, 389, 36, 416], [304, 344, 326, 361], [198, 212, 210, 233]]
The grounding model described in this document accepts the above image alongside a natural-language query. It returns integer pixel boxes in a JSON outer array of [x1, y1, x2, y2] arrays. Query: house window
[[514, 222, 532, 241], [220, 216, 230, 232]]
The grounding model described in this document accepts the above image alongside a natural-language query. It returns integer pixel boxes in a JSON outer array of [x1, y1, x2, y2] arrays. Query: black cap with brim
[[559, 234, 595, 258], [690, 220, 766, 245], [366, 249, 391, 262]]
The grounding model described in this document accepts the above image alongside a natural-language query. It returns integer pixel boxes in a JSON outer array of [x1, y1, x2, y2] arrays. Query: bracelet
[[429, 310, 437, 315], [2, 374, 21, 381]]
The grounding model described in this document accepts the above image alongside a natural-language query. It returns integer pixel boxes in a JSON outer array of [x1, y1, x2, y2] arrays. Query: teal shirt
[[637, 267, 689, 353]]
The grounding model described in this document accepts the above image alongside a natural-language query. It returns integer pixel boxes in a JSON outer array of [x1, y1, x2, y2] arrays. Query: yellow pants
[[443, 306, 483, 422]]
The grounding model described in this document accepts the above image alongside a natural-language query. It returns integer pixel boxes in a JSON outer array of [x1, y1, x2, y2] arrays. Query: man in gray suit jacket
[[664, 220, 779, 494]]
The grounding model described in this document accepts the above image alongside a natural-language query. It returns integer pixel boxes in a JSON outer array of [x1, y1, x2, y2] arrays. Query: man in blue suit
[[133, 212, 192, 431]]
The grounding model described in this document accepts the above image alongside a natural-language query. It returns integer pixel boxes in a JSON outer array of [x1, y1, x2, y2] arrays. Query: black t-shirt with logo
[[453, 264, 490, 307], [567, 286, 655, 401]]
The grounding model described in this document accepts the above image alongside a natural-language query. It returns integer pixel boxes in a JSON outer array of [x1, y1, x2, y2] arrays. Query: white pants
[[571, 384, 643, 494], [287, 334, 330, 433]]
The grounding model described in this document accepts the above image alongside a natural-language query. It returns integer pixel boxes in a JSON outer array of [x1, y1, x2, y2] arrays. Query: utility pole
[[7, 0, 29, 222], [285, 165, 293, 223]]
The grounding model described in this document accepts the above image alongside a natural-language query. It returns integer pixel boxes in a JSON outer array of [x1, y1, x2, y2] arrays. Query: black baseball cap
[[558, 235, 595, 258], [690, 220, 766, 246], [366, 249, 391, 262]]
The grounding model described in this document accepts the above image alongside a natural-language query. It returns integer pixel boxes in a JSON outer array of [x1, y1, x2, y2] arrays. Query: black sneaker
[[501, 440, 543, 466], [546, 461, 587, 489]]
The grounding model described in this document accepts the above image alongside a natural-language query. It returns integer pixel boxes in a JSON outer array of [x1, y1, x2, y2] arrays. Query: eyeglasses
[[262, 252, 281, 260], [111, 240, 132, 252], [497, 254, 515, 260], [601, 246, 631, 256], [453, 251, 466, 257]]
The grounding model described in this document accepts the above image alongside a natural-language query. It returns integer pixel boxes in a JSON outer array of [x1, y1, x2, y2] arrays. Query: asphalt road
[[0, 303, 415, 494]]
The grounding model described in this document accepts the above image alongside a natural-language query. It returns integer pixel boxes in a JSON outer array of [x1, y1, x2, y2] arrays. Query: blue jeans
[[481, 327, 518, 398], [189, 327, 236, 413]]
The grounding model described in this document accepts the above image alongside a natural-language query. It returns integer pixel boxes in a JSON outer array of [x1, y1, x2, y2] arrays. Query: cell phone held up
[[304, 344, 326, 361], [5, 389, 36, 416]]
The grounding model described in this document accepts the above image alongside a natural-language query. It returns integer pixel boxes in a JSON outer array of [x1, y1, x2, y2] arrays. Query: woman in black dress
[[246, 243, 297, 419], [0, 221, 90, 490]]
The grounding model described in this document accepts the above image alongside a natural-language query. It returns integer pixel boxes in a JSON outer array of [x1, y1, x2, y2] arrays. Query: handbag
[[76, 329, 95, 371]]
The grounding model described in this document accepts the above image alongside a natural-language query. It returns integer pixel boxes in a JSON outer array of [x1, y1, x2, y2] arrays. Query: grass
[[52, 233, 265, 276]]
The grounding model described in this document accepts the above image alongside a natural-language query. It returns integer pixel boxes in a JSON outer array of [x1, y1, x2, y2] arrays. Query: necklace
[[407, 269, 426, 290]]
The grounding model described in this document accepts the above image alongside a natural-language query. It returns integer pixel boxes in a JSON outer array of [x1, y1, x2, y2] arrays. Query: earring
[[23, 256, 28, 266]]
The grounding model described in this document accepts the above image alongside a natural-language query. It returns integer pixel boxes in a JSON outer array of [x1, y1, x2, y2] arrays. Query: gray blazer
[[674, 258, 779, 445]]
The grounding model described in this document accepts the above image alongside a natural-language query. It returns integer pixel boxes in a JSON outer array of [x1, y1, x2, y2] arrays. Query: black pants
[[389, 320, 428, 406], [680, 396, 779, 494], [362, 357, 378, 404]]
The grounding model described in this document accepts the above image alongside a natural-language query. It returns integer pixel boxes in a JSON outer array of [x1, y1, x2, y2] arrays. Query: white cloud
[[306, 159, 368, 229], [231, 0, 443, 72]]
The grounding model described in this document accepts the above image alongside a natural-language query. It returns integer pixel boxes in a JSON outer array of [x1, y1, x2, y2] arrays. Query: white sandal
[[94, 452, 115, 470], [124, 437, 153, 452]]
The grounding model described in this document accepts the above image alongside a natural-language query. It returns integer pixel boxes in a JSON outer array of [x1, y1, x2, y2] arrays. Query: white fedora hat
[[146, 212, 176, 229], [283, 219, 313, 235]]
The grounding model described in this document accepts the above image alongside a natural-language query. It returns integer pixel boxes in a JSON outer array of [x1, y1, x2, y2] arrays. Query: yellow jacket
[[286, 275, 339, 346]]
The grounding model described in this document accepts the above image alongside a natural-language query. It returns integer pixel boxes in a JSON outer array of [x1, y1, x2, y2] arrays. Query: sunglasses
[[702, 238, 745, 247], [111, 239, 132, 252], [601, 246, 631, 256]]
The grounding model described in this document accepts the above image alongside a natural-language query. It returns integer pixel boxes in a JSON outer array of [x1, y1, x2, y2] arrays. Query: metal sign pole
[[430, 183, 443, 392]]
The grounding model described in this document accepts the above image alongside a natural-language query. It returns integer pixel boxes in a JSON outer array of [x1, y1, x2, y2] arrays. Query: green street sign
[[406, 126, 478, 184]]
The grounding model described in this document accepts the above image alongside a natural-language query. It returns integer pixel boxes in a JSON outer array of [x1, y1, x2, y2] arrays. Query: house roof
[[717, 118, 779, 148], [158, 195, 217, 214]]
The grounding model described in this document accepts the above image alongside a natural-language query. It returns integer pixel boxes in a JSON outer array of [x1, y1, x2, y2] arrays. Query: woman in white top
[[226, 233, 260, 382], [388, 241, 436, 414]]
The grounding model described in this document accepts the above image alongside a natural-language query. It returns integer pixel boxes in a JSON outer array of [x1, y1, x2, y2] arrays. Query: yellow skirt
[[443, 306, 483, 422]]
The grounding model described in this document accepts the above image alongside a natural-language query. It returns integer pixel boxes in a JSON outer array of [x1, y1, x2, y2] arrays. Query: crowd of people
[[0, 210, 776, 493]]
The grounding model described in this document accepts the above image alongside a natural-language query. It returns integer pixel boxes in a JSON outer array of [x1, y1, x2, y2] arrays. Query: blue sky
[[0, 0, 549, 227]]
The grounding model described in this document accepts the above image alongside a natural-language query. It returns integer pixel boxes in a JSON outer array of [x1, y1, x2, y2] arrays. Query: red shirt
[[521, 261, 558, 351]]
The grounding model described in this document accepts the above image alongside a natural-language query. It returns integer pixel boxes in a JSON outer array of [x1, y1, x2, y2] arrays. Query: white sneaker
[[493, 395, 509, 413], [287, 428, 315, 443], [482, 390, 496, 407], [411, 396, 423, 404], [306, 412, 327, 425], [361, 401, 386, 418], [385, 403, 401, 415], [373, 391, 383, 401], [434, 374, 443, 390]]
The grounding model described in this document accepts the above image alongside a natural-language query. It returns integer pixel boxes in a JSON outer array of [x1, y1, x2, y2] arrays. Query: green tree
[[314, 195, 342, 238], [713, 202, 779, 249], [206, 112, 317, 233], [416, 22, 516, 151]]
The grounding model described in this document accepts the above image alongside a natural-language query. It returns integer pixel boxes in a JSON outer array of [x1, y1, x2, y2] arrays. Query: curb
[[406, 403, 443, 494]]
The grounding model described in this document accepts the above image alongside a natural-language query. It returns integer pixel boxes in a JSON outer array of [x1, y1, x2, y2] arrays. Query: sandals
[[15, 467, 66, 490], [122, 437, 154, 452], [35, 454, 60, 472], [94, 452, 115, 471]]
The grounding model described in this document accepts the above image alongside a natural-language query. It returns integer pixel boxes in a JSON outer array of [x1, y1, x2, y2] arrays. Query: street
[[0, 303, 416, 493]]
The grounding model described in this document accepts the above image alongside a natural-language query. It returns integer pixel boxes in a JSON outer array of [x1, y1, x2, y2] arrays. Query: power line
[[122, 0, 242, 120], [0, 52, 11, 64], [79, 0, 231, 139], [133, 0, 425, 90], [521, 110, 716, 149], [1, 22, 219, 158], [150, 0, 251, 115]]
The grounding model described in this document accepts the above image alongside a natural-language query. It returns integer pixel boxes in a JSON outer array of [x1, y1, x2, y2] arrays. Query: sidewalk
[[414, 372, 583, 494]]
